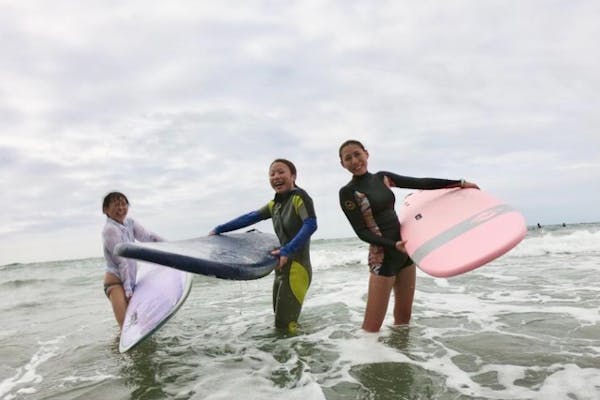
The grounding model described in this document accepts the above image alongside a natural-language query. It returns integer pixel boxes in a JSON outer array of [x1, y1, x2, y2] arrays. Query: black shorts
[[370, 248, 414, 277]]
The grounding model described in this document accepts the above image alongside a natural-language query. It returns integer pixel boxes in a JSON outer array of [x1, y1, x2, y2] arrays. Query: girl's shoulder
[[103, 217, 135, 233], [292, 186, 312, 198]]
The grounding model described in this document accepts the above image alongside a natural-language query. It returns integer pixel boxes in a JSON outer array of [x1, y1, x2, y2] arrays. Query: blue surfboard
[[115, 230, 279, 280]]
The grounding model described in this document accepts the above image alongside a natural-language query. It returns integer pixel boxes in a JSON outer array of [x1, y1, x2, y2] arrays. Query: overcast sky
[[1, 1, 599, 265]]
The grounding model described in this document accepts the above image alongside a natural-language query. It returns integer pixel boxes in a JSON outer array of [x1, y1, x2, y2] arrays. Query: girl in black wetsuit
[[338, 140, 479, 332]]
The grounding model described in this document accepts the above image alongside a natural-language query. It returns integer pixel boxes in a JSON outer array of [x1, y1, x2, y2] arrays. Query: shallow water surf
[[1, 223, 599, 399]]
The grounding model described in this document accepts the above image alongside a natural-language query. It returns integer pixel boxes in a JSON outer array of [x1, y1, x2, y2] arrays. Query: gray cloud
[[1, 0, 599, 264]]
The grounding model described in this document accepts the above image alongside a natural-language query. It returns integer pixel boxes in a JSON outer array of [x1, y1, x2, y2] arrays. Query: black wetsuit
[[214, 187, 317, 333], [339, 171, 460, 276]]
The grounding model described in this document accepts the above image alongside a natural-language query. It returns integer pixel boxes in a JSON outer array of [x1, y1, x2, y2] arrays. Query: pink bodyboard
[[399, 188, 526, 277], [119, 262, 192, 352]]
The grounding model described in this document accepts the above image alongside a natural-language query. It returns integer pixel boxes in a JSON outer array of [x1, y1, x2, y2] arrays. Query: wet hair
[[102, 192, 129, 213], [338, 139, 366, 159], [270, 158, 297, 176]]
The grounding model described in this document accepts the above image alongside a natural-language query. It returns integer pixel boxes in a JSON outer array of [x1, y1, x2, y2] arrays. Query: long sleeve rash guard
[[339, 171, 460, 249]]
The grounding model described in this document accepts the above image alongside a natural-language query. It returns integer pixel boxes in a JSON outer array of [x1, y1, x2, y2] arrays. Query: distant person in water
[[101, 192, 164, 330], [338, 139, 479, 332], [210, 159, 317, 334], [537, 223, 542, 229]]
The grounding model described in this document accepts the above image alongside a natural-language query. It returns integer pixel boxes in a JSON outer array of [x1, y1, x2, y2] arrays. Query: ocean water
[[1, 223, 599, 400]]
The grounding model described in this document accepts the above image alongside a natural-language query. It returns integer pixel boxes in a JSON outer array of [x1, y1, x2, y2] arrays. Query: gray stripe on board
[[410, 204, 516, 265]]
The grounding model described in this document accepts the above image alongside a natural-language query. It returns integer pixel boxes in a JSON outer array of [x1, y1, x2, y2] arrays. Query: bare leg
[[392, 264, 416, 325], [362, 273, 395, 332], [104, 272, 128, 330], [108, 286, 128, 329]]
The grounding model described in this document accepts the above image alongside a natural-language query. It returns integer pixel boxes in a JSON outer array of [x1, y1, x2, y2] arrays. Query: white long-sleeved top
[[102, 217, 163, 297]]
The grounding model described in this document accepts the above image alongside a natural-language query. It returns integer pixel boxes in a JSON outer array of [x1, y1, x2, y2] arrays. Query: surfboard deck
[[399, 188, 526, 277], [115, 230, 279, 280], [119, 262, 192, 353]]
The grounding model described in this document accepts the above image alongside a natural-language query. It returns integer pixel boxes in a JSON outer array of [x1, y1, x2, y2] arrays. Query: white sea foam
[[535, 364, 600, 400], [0, 337, 63, 400], [2, 224, 599, 399], [186, 227, 600, 399], [513, 228, 600, 257]]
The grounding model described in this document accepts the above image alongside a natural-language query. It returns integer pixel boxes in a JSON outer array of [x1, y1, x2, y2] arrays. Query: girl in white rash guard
[[101, 192, 163, 330]]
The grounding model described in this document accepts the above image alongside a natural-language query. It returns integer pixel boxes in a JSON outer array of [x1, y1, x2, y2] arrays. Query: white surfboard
[[119, 262, 192, 353]]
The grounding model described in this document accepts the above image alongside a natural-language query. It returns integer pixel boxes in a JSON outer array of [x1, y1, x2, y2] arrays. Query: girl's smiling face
[[104, 197, 129, 224], [340, 143, 369, 176], [269, 161, 295, 194]]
